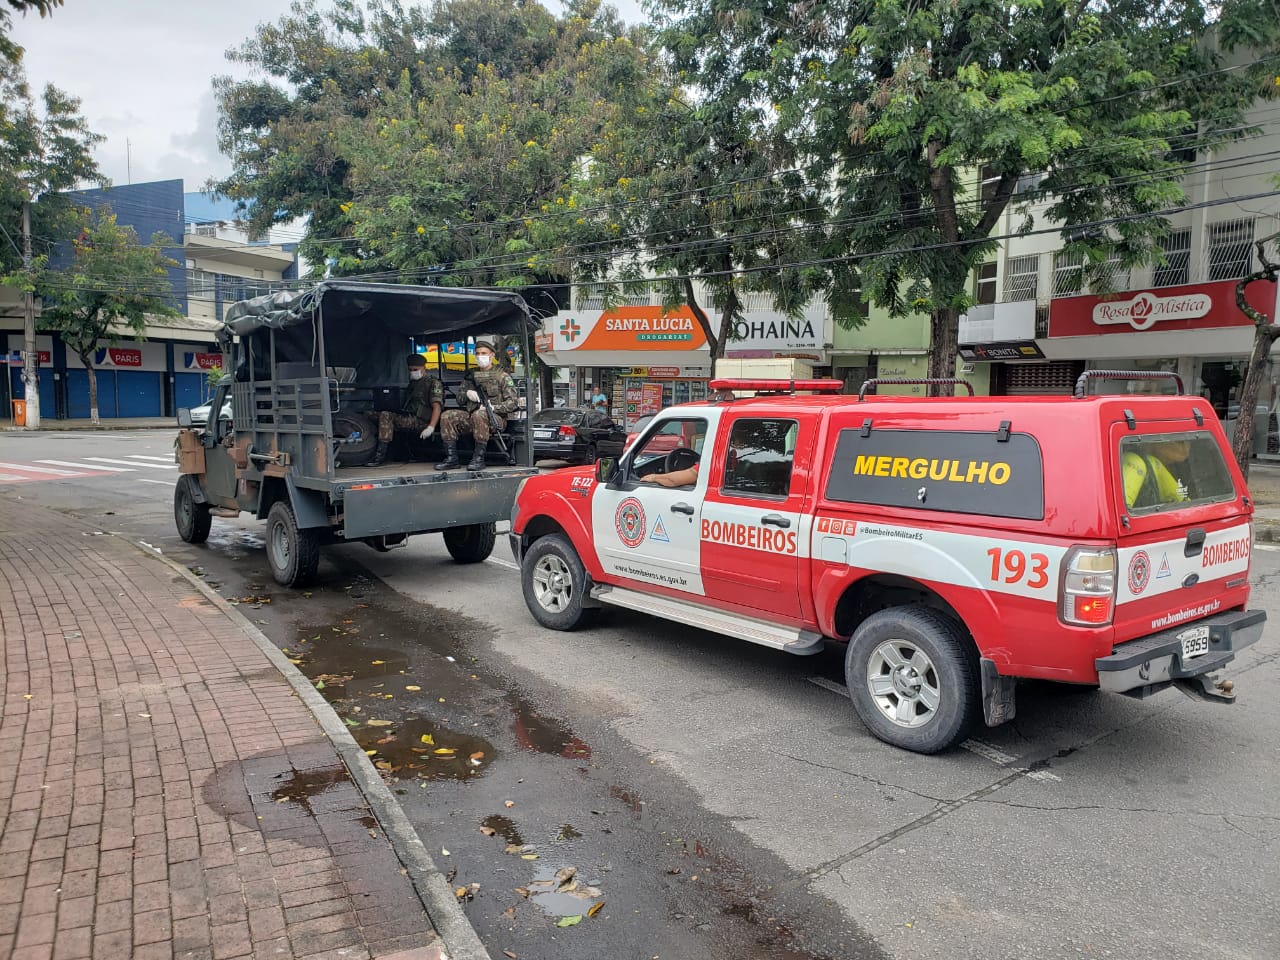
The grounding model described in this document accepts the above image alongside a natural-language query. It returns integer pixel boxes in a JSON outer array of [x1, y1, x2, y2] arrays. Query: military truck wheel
[[443, 522, 496, 563], [266, 501, 320, 587], [521, 533, 596, 631], [845, 605, 979, 754], [174, 477, 211, 544]]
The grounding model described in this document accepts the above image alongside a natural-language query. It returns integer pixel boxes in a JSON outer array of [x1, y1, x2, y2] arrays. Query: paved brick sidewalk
[[0, 501, 446, 960]]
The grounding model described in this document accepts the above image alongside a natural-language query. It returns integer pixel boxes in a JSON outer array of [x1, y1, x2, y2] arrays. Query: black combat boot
[[435, 441, 460, 470], [368, 441, 388, 467], [467, 439, 488, 471]]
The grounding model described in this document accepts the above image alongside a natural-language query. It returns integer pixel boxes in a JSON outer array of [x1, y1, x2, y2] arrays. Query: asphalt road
[[3, 430, 1278, 960]]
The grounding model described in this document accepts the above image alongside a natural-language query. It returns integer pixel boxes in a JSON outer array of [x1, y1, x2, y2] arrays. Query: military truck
[[172, 280, 539, 587]]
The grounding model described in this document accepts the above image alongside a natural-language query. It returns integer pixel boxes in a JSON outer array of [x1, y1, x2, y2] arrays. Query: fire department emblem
[[615, 497, 647, 548], [1128, 550, 1151, 595]]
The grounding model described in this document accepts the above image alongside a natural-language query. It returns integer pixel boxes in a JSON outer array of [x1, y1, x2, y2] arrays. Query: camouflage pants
[[377, 411, 426, 443], [440, 407, 503, 443]]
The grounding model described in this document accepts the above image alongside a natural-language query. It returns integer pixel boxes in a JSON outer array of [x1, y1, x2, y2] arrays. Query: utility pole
[[20, 197, 41, 429]]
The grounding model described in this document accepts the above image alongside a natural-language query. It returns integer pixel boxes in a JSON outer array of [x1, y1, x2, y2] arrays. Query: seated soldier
[[436, 341, 519, 471], [369, 353, 443, 466]]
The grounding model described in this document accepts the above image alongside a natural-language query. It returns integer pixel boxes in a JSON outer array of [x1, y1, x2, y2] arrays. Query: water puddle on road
[[480, 814, 524, 846], [269, 765, 349, 812], [510, 695, 591, 759]]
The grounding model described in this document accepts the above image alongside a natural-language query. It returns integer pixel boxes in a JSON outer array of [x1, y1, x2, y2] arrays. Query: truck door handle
[[670, 502, 695, 515], [761, 514, 791, 528], [1184, 528, 1206, 557]]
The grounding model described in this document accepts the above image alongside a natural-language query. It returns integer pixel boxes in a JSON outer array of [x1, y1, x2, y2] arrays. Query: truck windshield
[[1119, 430, 1236, 514]]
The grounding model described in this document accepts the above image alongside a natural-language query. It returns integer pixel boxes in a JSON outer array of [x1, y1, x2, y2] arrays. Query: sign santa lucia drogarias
[[550, 305, 708, 352]]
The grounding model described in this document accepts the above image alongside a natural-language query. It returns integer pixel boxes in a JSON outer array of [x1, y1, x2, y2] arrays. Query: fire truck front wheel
[[845, 606, 980, 754], [521, 533, 597, 631]]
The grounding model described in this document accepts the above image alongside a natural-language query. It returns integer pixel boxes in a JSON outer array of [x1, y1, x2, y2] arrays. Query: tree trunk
[[1230, 258, 1280, 478], [20, 198, 41, 428], [683, 277, 719, 376], [927, 306, 961, 394], [84, 355, 100, 425]]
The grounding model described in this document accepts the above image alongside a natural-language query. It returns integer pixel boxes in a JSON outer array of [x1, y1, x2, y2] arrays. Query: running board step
[[590, 585, 825, 655]]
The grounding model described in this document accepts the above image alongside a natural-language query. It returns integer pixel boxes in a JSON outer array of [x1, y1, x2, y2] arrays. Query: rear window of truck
[[825, 428, 1045, 520], [1119, 430, 1236, 514]]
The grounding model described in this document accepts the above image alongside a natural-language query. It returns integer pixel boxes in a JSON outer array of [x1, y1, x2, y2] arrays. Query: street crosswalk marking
[[0, 461, 79, 475], [84, 457, 175, 470], [128, 455, 176, 463], [37, 459, 133, 472]]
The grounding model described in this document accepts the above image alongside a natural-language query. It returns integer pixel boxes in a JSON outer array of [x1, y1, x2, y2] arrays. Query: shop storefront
[[1044, 277, 1280, 454], [536, 304, 714, 428]]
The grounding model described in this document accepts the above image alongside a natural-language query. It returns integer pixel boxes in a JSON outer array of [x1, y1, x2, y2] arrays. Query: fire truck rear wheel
[[845, 605, 979, 754], [521, 533, 596, 631]]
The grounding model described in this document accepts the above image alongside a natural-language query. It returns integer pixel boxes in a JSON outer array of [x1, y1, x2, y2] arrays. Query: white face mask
[[476, 355, 493, 369], [409, 370, 424, 380]]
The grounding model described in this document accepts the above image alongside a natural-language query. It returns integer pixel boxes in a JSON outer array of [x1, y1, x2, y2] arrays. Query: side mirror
[[177, 408, 193, 428], [596, 457, 617, 484]]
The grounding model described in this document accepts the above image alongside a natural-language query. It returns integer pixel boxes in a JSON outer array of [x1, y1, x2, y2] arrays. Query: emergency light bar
[[708, 378, 845, 394]]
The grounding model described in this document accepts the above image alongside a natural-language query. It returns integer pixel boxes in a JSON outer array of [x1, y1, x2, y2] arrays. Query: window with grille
[[976, 262, 997, 305], [1003, 254, 1039, 302], [185, 269, 216, 298], [1052, 251, 1083, 298], [576, 284, 606, 310], [1097, 252, 1130, 293], [1208, 219, 1255, 281], [1153, 229, 1191, 288]]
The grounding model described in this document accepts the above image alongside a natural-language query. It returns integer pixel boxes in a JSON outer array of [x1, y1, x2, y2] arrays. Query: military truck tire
[[443, 522, 496, 564], [521, 533, 596, 631], [174, 477, 212, 544], [333, 412, 378, 467], [845, 605, 980, 754], [266, 501, 321, 587]]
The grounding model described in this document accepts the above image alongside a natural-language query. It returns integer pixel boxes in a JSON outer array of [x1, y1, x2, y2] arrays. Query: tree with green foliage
[[653, 0, 1280, 391], [37, 208, 179, 424], [1, 0, 63, 63], [1230, 228, 1279, 476], [0, 53, 102, 427]]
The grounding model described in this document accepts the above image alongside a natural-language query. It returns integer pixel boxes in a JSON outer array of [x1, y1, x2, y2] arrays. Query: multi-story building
[[1, 179, 300, 420], [960, 103, 1280, 423]]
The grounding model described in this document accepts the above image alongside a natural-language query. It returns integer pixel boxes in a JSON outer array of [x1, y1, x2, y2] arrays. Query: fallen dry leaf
[[504, 844, 525, 855], [514, 887, 530, 898], [366, 719, 394, 727], [555, 867, 577, 888], [556, 915, 582, 928], [520, 854, 539, 860], [455, 886, 468, 899], [587, 901, 605, 918], [374, 761, 392, 771], [480, 826, 496, 837], [433, 748, 456, 755], [502, 909, 516, 921], [405, 685, 421, 691], [420, 734, 435, 745], [504, 800, 515, 808], [371, 659, 386, 665], [364, 749, 378, 756], [469, 751, 485, 760]]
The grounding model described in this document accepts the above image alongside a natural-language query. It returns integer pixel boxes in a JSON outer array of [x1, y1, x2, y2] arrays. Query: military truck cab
[[173, 281, 538, 586]]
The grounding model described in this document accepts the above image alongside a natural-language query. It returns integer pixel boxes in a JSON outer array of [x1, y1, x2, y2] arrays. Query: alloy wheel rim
[[532, 554, 573, 612], [866, 639, 941, 728], [271, 521, 291, 570]]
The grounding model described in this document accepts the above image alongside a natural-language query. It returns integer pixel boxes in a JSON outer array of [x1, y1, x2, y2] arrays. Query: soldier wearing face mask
[[436, 341, 518, 471], [369, 353, 443, 466]]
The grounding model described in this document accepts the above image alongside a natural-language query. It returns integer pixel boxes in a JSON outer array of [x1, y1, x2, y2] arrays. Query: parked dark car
[[530, 407, 626, 464]]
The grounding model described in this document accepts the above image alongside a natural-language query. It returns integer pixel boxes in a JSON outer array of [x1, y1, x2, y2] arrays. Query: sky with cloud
[[10, 0, 642, 194]]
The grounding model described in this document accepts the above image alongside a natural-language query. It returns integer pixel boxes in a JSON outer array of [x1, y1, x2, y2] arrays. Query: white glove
[[466, 389, 480, 403], [419, 425, 435, 440]]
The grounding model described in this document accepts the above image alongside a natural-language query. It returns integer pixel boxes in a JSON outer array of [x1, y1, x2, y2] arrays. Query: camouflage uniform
[[378, 375, 444, 441], [440, 367, 519, 442]]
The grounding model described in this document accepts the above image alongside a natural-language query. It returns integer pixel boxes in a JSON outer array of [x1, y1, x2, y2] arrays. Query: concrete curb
[[124, 536, 491, 960]]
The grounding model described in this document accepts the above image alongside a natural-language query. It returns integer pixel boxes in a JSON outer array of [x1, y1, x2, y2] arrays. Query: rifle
[[455, 373, 516, 465]]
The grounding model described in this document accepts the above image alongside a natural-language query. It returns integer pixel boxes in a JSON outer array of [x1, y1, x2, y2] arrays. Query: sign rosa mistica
[[1092, 291, 1212, 331]]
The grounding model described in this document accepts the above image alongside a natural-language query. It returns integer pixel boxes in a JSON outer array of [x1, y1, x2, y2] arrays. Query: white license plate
[[1177, 626, 1211, 660], [533, 430, 554, 439]]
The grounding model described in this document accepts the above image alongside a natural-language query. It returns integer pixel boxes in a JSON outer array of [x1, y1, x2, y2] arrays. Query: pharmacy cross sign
[[560, 318, 581, 343]]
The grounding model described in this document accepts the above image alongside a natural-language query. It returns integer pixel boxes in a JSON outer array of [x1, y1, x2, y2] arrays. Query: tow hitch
[[1174, 672, 1236, 703]]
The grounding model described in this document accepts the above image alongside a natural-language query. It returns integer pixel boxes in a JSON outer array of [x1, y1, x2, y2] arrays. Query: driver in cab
[[641, 459, 700, 487]]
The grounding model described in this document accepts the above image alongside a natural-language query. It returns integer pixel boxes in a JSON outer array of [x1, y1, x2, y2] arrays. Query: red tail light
[[558, 425, 576, 437]]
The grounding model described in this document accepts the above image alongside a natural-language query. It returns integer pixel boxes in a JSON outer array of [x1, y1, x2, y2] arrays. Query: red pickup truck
[[508, 376, 1265, 752]]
